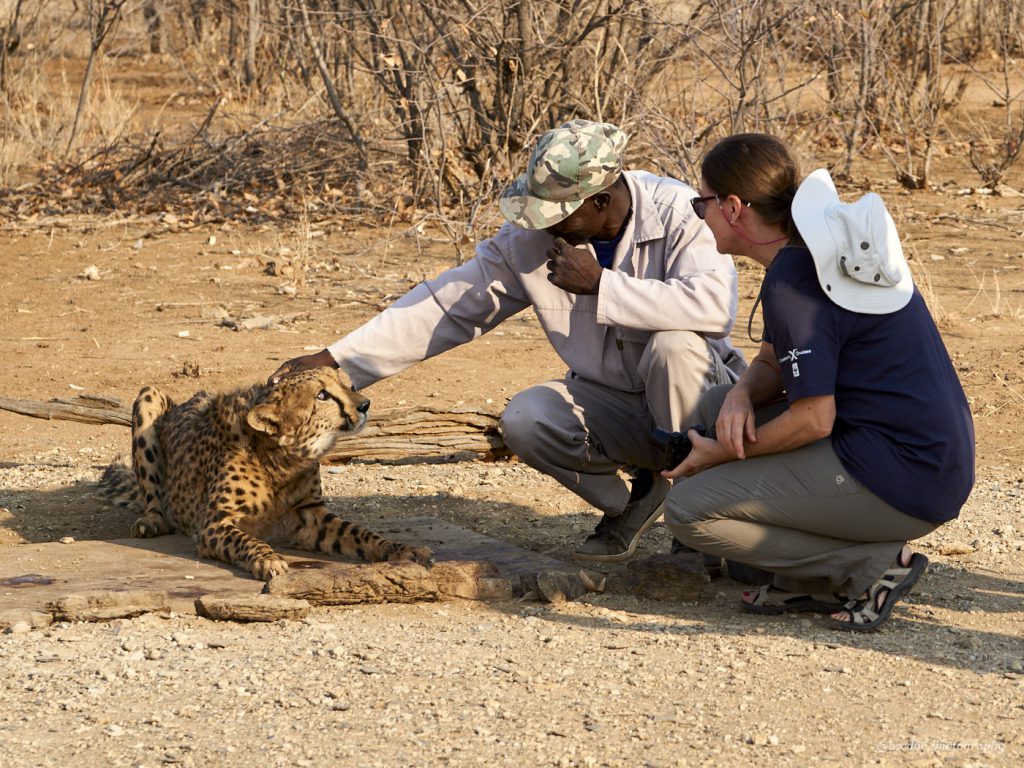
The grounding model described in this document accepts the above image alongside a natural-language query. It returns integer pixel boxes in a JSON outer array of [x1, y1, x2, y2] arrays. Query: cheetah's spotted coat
[[100, 368, 433, 580]]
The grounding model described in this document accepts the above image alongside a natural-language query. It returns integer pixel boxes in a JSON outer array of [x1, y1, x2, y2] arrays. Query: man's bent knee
[[499, 385, 575, 462], [643, 330, 711, 371], [499, 394, 536, 458]]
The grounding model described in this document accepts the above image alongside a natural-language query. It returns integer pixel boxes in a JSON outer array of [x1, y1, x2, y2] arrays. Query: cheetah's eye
[[316, 390, 329, 401]]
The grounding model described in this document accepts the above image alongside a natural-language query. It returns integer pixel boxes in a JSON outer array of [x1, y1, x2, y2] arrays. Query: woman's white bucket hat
[[792, 169, 914, 314]]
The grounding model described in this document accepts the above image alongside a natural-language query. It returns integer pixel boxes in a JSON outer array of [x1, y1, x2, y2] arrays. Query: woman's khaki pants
[[663, 384, 936, 596]]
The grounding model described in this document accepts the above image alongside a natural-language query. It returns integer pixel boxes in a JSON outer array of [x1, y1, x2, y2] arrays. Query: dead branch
[[0, 394, 132, 427]]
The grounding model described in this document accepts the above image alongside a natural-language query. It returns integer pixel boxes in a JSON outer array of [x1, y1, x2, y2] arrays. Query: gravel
[[1, 459, 1022, 767]]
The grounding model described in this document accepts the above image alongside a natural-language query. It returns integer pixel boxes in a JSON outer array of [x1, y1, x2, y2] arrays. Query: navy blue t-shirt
[[761, 245, 974, 523], [591, 226, 627, 269]]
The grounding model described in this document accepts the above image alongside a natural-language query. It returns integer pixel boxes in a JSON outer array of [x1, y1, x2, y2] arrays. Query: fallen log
[[0, 394, 132, 427], [264, 561, 439, 605], [0, 394, 508, 461], [264, 560, 513, 605]]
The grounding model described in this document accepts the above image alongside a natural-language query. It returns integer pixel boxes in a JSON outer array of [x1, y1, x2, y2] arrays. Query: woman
[[663, 134, 974, 631]]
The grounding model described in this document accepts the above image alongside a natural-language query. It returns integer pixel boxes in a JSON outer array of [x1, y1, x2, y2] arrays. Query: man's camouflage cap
[[499, 119, 628, 229]]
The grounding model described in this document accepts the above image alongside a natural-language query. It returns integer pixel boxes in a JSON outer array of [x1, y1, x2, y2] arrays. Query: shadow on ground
[[2, 481, 1020, 679]]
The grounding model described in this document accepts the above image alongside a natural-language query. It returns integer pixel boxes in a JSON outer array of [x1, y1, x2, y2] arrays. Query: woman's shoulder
[[775, 243, 813, 266], [765, 245, 817, 287]]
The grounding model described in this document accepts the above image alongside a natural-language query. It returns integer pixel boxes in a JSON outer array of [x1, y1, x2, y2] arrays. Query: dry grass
[[0, 63, 75, 182], [915, 252, 1024, 325], [962, 266, 1024, 319]]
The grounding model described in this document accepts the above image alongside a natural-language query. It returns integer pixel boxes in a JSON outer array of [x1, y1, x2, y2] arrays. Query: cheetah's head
[[246, 367, 369, 459]]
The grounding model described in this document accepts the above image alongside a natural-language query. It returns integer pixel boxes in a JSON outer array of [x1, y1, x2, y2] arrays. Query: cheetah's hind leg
[[128, 385, 173, 538]]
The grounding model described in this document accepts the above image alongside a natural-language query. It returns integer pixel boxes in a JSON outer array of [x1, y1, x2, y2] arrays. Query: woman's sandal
[[830, 549, 929, 632], [742, 584, 847, 615]]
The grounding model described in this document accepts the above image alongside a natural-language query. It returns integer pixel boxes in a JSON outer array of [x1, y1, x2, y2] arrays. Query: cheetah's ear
[[246, 403, 280, 436]]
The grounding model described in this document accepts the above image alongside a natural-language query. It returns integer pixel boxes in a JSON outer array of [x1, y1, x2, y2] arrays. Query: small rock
[[195, 594, 310, 622], [49, 591, 169, 622], [938, 543, 974, 556]]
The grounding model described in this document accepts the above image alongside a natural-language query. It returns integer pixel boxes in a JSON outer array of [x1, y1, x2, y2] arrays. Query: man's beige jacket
[[328, 170, 743, 392]]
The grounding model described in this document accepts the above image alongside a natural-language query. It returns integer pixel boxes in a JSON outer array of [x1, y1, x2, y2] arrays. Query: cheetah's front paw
[[390, 545, 435, 568], [251, 554, 290, 581], [131, 514, 170, 538]]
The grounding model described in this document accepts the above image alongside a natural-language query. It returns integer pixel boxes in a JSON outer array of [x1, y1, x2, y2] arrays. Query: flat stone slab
[[0, 517, 567, 625]]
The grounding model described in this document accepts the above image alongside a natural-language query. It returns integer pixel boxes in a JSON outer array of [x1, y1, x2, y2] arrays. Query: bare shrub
[[66, 1, 131, 154], [638, 1, 823, 184], [0, 1, 74, 180], [802, 2, 886, 178], [962, 0, 1024, 187], [3, 0, 1024, 227]]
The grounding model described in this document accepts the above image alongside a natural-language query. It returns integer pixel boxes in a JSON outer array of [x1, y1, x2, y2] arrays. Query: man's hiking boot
[[572, 469, 670, 565]]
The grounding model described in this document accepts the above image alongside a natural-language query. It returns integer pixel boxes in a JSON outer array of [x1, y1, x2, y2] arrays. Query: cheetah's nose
[[357, 400, 370, 414]]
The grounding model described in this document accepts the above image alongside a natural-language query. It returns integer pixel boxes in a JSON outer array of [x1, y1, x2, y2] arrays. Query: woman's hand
[[716, 386, 758, 459], [662, 429, 733, 479], [715, 341, 782, 459]]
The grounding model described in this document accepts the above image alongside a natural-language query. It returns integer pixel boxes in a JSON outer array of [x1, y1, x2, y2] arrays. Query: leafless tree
[[0, 0, 30, 96], [965, 0, 1024, 186], [803, 1, 885, 177], [66, 0, 130, 155], [142, 0, 161, 53]]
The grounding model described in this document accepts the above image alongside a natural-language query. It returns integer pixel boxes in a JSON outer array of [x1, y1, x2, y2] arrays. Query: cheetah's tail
[[98, 460, 143, 513]]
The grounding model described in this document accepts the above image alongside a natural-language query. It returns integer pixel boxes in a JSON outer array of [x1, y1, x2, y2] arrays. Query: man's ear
[[246, 403, 280, 435]]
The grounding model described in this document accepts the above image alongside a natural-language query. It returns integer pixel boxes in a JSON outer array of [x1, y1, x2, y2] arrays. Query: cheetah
[[100, 367, 433, 580]]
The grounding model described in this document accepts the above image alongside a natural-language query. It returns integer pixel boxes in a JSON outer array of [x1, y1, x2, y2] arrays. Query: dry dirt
[[1, 167, 1023, 766]]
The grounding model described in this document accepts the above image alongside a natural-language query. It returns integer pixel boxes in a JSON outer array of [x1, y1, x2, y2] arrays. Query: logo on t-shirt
[[778, 348, 812, 378]]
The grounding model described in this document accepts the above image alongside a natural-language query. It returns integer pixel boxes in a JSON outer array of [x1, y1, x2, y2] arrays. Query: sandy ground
[[1, 171, 1023, 766]]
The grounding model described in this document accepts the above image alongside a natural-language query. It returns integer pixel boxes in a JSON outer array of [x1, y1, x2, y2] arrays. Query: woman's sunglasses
[[690, 194, 719, 220], [691, 194, 753, 220]]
